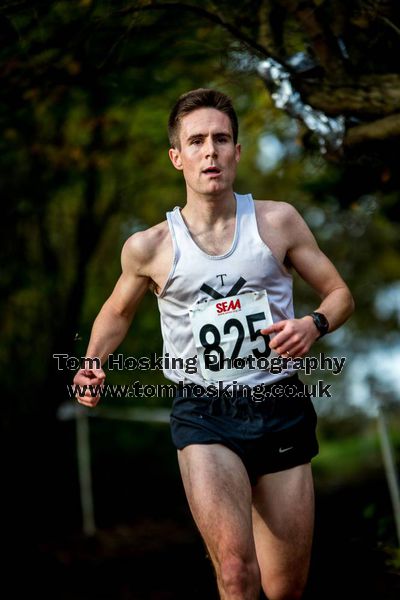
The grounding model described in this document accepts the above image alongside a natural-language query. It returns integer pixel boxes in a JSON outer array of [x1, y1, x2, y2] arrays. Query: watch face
[[312, 312, 329, 336]]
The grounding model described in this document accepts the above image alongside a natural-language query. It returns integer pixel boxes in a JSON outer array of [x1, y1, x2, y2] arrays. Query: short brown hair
[[168, 88, 239, 149]]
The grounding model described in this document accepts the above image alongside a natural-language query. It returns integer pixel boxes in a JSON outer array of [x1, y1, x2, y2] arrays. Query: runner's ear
[[235, 143, 241, 163], [169, 147, 183, 170]]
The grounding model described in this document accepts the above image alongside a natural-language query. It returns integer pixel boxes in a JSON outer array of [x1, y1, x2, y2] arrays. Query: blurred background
[[1, 1, 400, 598]]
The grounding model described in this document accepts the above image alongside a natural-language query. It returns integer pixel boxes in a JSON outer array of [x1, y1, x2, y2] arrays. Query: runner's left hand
[[261, 316, 319, 358]]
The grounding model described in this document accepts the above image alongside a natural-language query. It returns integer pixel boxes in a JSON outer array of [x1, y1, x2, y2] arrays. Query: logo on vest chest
[[216, 298, 242, 314], [200, 276, 247, 300]]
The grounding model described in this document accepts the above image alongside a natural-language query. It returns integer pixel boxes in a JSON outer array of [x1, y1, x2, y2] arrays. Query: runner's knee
[[263, 576, 305, 600], [218, 553, 260, 595]]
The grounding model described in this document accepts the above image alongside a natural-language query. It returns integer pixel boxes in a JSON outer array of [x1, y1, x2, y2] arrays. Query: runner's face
[[169, 108, 241, 196]]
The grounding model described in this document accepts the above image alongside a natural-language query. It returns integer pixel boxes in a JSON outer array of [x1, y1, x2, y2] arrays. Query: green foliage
[[314, 414, 400, 486]]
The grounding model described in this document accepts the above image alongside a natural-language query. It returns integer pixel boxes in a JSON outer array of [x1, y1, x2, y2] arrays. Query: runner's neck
[[181, 191, 236, 229]]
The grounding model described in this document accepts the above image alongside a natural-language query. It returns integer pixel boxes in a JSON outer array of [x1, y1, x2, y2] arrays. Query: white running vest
[[156, 193, 296, 386]]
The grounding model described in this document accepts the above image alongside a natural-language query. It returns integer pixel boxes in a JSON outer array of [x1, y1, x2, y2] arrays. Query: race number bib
[[189, 290, 274, 381]]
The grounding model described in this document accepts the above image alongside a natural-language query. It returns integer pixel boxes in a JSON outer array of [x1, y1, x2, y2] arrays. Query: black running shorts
[[170, 374, 319, 485]]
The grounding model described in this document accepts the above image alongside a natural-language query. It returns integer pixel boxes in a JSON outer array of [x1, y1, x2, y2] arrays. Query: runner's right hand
[[73, 367, 106, 407]]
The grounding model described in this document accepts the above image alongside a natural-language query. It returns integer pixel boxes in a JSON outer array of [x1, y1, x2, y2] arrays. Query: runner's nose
[[204, 140, 218, 159]]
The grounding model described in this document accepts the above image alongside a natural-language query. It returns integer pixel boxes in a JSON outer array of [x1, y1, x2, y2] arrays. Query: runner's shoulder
[[255, 200, 316, 253], [254, 199, 302, 230], [122, 220, 170, 267]]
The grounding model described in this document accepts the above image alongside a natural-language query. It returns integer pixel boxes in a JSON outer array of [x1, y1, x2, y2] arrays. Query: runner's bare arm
[[73, 231, 153, 406], [262, 203, 354, 357]]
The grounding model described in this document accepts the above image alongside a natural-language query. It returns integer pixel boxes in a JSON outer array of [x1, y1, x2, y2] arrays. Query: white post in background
[[370, 378, 400, 547], [76, 410, 96, 536], [57, 402, 171, 536]]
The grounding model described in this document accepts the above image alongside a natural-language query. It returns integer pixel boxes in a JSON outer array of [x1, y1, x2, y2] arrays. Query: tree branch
[[345, 113, 400, 145], [379, 15, 400, 38], [276, 0, 346, 76], [113, 1, 279, 60], [302, 74, 400, 116], [256, 1, 287, 62]]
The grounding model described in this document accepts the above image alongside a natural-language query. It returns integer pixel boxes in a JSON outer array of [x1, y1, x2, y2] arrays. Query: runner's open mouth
[[203, 167, 221, 174]]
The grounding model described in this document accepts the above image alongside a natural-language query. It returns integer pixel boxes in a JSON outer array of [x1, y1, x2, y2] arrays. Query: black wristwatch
[[309, 311, 329, 339]]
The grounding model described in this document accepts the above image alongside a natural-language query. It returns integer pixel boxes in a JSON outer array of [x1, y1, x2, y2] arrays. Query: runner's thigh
[[251, 463, 315, 596], [178, 443, 256, 562]]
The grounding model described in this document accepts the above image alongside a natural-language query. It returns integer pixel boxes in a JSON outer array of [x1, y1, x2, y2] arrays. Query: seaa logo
[[216, 298, 241, 314]]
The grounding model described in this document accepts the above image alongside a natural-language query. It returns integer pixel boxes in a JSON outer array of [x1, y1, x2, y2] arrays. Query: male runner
[[74, 88, 354, 600]]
